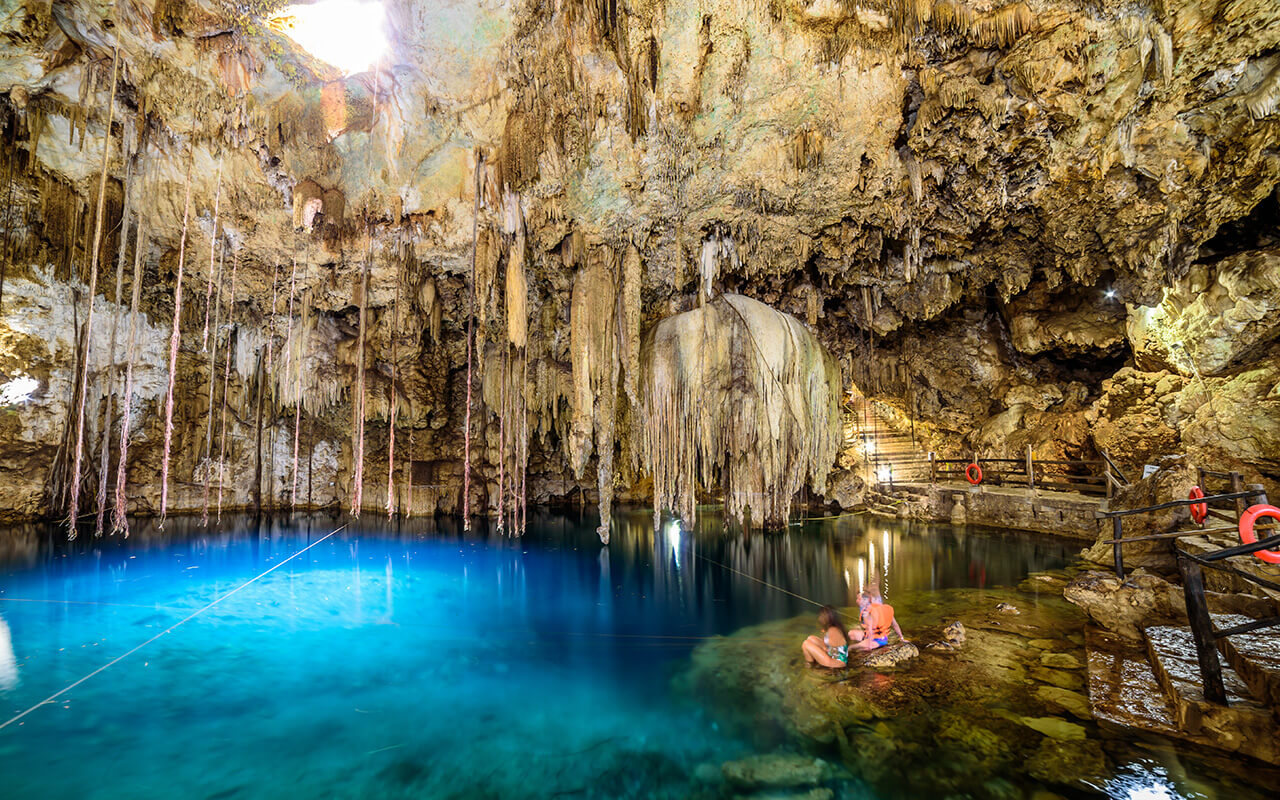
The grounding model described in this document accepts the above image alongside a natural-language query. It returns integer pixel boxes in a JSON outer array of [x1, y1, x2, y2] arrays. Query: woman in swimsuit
[[802, 604, 850, 668]]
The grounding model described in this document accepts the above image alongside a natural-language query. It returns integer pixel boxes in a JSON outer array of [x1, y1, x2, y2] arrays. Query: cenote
[[0, 512, 1273, 800]]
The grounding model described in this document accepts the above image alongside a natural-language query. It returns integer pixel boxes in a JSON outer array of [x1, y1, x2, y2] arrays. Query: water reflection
[[0, 613, 17, 691]]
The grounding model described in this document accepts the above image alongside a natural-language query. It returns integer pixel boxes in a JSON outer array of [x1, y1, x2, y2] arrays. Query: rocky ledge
[[676, 579, 1277, 798]]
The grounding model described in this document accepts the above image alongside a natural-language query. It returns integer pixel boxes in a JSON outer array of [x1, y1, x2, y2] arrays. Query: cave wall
[[0, 0, 1278, 524]]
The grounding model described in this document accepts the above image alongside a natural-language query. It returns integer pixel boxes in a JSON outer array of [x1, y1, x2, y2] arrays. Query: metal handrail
[[1095, 489, 1264, 518]]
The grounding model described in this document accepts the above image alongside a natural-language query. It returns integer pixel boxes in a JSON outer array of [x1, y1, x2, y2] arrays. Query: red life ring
[[1238, 505, 1280, 565], [965, 463, 983, 485], [1188, 486, 1208, 525]]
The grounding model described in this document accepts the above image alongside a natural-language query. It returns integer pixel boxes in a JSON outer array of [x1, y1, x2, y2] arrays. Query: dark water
[[0, 509, 1224, 798]]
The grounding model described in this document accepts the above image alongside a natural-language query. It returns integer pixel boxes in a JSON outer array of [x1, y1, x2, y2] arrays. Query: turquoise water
[[0, 510, 1206, 799]]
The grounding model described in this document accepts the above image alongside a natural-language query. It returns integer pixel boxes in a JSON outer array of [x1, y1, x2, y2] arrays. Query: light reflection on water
[[0, 509, 1262, 799]]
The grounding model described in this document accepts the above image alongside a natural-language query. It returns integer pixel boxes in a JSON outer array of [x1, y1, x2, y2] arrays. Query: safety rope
[[691, 551, 823, 608], [0, 524, 346, 732]]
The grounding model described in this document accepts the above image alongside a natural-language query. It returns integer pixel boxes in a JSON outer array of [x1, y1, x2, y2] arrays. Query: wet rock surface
[[679, 577, 1280, 798]]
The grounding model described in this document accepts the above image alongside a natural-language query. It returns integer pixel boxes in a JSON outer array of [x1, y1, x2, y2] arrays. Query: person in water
[[802, 604, 850, 667], [851, 591, 908, 650]]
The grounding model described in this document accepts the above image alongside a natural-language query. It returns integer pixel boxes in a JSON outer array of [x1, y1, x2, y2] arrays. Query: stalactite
[[267, 261, 281, 377], [200, 157, 223, 352], [284, 255, 300, 510], [351, 231, 371, 517], [160, 149, 196, 525], [68, 48, 118, 537], [200, 238, 226, 527], [405, 425, 414, 518], [0, 115, 18, 314], [386, 251, 402, 519], [216, 250, 239, 522], [621, 244, 641, 406], [1245, 64, 1280, 120], [506, 231, 527, 348], [637, 294, 842, 529], [462, 156, 483, 530], [94, 148, 132, 538], [497, 340, 507, 532], [113, 150, 148, 536], [569, 250, 619, 543], [519, 350, 528, 536]]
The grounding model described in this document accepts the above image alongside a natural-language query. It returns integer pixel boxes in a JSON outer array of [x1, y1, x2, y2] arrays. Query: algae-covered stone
[[935, 713, 1012, 767], [721, 753, 830, 790], [1029, 666, 1084, 690], [1020, 716, 1087, 740], [733, 790, 834, 800], [859, 641, 919, 668], [1025, 737, 1108, 785], [1034, 686, 1091, 720], [1039, 652, 1082, 670]]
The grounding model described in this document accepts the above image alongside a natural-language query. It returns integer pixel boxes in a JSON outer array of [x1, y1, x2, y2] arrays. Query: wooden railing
[[909, 447, 1127, 497], [1095, 474, 1280, 705]]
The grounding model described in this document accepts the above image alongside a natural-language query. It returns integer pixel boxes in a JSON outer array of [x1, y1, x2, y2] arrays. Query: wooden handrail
[[1100, 451, 1129, 484]]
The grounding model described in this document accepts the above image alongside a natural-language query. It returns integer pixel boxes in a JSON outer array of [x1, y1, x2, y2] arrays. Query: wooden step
[[1143, 624, 1280, 763]]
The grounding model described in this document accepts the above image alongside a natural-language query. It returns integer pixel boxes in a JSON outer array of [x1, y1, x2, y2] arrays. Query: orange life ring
[[1238, 504, 1280, 565], [1189, 486, 1208, 525], [965, 463, 983, 485]]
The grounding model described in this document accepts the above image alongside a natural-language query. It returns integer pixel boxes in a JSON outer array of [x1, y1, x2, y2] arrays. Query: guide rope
[[0, 524, 347, 733], [691, 551, 823, 608]]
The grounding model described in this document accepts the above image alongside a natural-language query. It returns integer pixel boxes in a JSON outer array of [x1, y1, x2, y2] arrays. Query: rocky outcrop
[[1129, 248, 1280, 376]]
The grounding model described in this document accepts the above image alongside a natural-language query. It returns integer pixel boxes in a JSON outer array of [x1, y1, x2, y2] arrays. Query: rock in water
[[996, 602, 1020, 614], [720, 753, 831, 790], [859, 641, 920, 668], [1026, 738, 1109, 786], [943, 621, 967, 644]]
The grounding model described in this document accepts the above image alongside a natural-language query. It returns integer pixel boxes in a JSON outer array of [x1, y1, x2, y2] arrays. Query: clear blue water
[[0, 510, 1258, 799]]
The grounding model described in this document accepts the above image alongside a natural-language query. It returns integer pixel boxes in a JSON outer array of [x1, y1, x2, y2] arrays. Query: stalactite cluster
[[636, 294, 842, 529]]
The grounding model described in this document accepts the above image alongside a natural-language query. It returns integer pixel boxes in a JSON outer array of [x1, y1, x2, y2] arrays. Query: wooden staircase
[[845, 394, 930, 485]]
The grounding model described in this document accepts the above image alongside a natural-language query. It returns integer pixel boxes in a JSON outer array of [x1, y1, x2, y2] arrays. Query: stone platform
[[876, 481, 1106, 539], [1084, 619, 1280, 764]]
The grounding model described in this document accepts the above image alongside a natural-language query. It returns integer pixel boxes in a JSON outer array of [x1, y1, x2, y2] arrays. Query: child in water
[[802, 605, 850, 667]]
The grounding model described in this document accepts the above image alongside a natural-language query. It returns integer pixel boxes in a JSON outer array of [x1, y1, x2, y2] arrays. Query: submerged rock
[[1025, 738, 1109, 786], [720, 753, 832, 790], [1020, 716, 1088, 741], [858, 641, 920, 668], [1034, 686, 1091, 720]]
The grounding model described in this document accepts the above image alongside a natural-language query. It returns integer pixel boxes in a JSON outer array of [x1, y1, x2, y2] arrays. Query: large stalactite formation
[[0, 0, 1277, 528]]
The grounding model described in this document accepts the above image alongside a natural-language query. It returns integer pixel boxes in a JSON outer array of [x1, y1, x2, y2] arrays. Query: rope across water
[[0, 524, 347, 732]]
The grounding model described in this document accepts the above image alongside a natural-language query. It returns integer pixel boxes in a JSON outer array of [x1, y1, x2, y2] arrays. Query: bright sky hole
[[276, 0, 389, 75], [0, 376, 38, 406]]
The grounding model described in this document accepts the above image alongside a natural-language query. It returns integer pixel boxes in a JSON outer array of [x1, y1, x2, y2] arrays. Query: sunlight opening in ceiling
[[272, 0, 389, 76]]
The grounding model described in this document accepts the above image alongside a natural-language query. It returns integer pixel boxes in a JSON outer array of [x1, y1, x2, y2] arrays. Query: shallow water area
[[0, 510, 1265, 799]]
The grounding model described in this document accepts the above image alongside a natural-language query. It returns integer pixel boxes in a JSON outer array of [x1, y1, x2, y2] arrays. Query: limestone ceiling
[[1, 0, 1278, 326]]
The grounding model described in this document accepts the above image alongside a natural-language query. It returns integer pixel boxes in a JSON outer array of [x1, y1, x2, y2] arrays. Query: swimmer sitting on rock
[[802, 604, 851, 668], [850, 591, 908, 651]]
